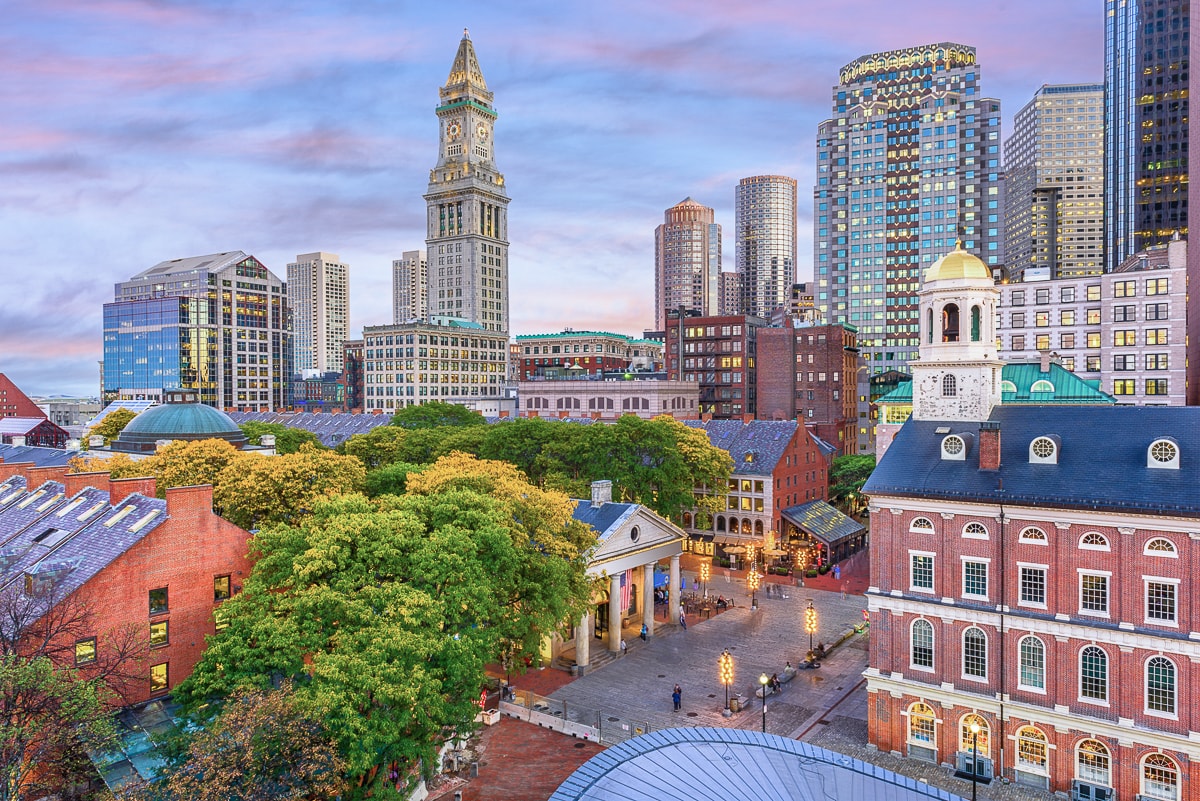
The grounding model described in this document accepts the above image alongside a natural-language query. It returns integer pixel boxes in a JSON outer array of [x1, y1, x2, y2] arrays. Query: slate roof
[[227, 411, 394, 447], [0, 418, 54, 436], [875, 361, 1114, 406], [864, 405, 1200, 516], [571, 500, 637, 542], [781, 500, 865, 546], [684, 419, 799, 475], [0, 444, 75, 468], [549, 727, 965, 801]]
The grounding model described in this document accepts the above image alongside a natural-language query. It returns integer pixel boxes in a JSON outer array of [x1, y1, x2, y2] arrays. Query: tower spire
[[444, 29, 490, 99]]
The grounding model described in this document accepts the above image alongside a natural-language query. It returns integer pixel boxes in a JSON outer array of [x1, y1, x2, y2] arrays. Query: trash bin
[[730, 698, 740, 713]]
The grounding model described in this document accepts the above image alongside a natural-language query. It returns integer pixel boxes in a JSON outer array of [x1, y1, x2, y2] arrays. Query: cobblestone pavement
[[548, 572, 870, 738]]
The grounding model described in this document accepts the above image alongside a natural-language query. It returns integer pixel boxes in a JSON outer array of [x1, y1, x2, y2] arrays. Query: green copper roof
[[114, 403, 248, 452], [516, 331, 639, 342], [875, 361, 1116, 408]]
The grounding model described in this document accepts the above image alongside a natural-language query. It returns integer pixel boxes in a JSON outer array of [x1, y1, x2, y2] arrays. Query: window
[[1146, 353, 1169, 370], [1016, 726, 1048, 772], [1060, 286, 1076, 303], [1086, 285, 1101, 301], [1080, 573, 1109, 616], [214, 575, 231, 602], [1142, 753, 1179, 800], [1077, 739, 1110, 786], [1030, 379, 1053, 393], [909, 517, 934, 533], [1145, 302, 1169, 321], [149, 587, 168, 616], [1079, 531, 1109, 551], [150, 620, 168, 647], [1019, 566, 1047, 606], [1146, 328, 1169, 345], [1086, 308, 1101, 324], [75, 638, 97, 666], [962, 522, 988, 539], [1000, 380, 1017, 393], [1114, 280, 1135, 297], [1035, 288, 1050, 305], [1018, 636, 1045, 690], [1146, 277, 1169, 296], [1146, 379, 1169, 396], [1144, 538, 1177, 557], [1034, 311, 1049, 328], [959, 714, 990, 758], [962, 560, 988, 599], [1060, 332, 1075, 348], [1011, 312, 1026, 328], [907, 702, 936, 749], [1011, 335, 1026, 351], [1113, 330, 1136, 346], [911, 619, 934, 669], [941, 435, 965, 460], [911, 554, 934, 591], [1113, 354, 1137, 371], [1146, 657, 1176, 716], [942, 374, 956, 397], [150, 662, 169, 694], [1086, 333, 1101, 348], [962, 627, 987, 678], [1113, 379, 1135, 395], [1035, 334, 1050, 351], [1148, 439, 1180, 469], [1146, 581, 1177, 624], [1019, 526, 1047, 543], [1080, 646, 1108, 701], [1113, 304, 1136, 322], [1011, 290, 1025, 306]]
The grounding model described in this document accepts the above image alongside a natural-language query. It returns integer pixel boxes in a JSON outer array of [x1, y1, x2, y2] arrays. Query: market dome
[[111, 391, 248, 453]]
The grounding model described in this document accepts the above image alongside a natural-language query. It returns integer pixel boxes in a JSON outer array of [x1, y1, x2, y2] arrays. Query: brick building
[[0, 374, 48, 419], [518, 377, 698, 420], [665, 315, 765, 419], [756, 321, 860, 454], [515, 330, 662, 380], [341, 339, 364, 412], [0, 463, 252, 705], [864, 243, 1200, 800]]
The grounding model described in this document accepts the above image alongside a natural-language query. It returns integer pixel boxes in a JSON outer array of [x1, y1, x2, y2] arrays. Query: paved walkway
[[446, 717, 603, 801]]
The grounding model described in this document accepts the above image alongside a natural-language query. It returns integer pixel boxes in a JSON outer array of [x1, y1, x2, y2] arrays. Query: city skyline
[[4, 0, 1101, 397]]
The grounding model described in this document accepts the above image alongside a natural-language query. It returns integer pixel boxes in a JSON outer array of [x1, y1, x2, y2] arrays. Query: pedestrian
[[672, 684, 682, 711], [640, 623, 648, 641], [621, 638, 628, 656], [679, 611, 687, 630], [834, 564, 841, 581]]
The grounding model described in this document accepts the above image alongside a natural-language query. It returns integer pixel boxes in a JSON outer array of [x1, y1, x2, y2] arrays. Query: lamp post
[[699, 561, 711, 599], [758, 673, 769, 733], [745, 543, 757, 574], [968, 721, 980, 801], [804, 599, 818, 660], [747, 569, 761, 609], [718, 649, 734, 713]]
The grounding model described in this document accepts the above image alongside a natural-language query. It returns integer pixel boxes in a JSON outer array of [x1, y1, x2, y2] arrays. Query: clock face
[[446, 120, 462, 139], [476, 123, 489, 142]]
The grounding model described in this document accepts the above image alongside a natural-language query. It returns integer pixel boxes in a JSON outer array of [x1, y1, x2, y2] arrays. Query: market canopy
[[780, 500, 865, 549]]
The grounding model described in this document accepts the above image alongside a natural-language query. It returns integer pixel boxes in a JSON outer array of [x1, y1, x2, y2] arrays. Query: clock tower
[[910, 241, 1003, 422], [424, 30, 510, 334]]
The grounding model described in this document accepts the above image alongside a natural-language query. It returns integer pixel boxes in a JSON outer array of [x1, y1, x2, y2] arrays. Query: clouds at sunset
[[1, 0, 1101, 396]]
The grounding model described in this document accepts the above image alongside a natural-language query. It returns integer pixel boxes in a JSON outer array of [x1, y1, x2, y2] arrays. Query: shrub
[[805, 569, 819, 578], [818, 564, 831, 575]]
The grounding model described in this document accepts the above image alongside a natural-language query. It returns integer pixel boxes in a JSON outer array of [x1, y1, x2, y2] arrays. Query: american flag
[[620, 571, 630, 611]]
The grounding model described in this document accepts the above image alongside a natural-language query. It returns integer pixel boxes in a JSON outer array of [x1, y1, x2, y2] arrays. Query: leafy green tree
[[828, 454, 876, 517], [239, 422, 324, 455], [363, 462, 424, 498], [214, 444, 366, 530], [71, 439, 248, 501], [177, 454, 595, 799], [340, 426, 409, 469], [85, 407, 138, 447], [390, 401, 485, 429]]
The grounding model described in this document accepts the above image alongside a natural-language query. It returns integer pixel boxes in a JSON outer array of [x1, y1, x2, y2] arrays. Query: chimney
[[166, 484, 214, 519], [1039, 351, 1051, 373], [27, 466, 67, 490], [109, 476, 157, 506], [979, 421, 1001, 471], [590, 480, 612, 508]]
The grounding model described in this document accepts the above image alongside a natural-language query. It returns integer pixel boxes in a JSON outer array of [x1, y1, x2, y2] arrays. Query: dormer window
[[1030, 380, 1054, 393], [941, 435, 966, 460], [1029, 436, 1059, 464], [1148, 438, 1180, 469], [1000, 380, 1017, 393]]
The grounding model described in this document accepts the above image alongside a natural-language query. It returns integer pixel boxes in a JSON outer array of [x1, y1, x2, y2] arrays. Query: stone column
[[575, 612, 591, 672], [608, 573, 622, 653], [642, 563, 655, 637], [669, 554, 682, 624]]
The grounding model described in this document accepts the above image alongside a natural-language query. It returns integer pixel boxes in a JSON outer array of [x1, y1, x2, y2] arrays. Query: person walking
[[640, 623, 648, 641], [679, 611, 687, 631], [672, 684, 682, 711], [833, 564, 841, 581], [621, 638, 628, 656]]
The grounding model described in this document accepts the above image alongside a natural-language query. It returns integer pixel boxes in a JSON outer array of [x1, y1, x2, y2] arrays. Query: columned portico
[[608, 573, 622, 653], [642, 563, 655, 637]]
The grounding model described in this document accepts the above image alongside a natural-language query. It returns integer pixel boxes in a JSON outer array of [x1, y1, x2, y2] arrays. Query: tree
[[120, 682, 345, 801], [239, 422, 324, 455], [71, 440, 248, 500], [0, 580, 146, 801], [85, 408, 138, 448], [363, 462, 424, 498], [340, 426, 409, 469], [390, 401, 485, 430], [214, 445, 366, 531], [177, 454, 595, 799], [828, 454, 876, 518]]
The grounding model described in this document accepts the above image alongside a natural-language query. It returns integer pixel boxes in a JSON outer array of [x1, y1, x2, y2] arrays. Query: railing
[[500, 690, 655, 747]]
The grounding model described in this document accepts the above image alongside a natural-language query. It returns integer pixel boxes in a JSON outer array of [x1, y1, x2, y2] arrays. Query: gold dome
[[924, 240, 991, 283]]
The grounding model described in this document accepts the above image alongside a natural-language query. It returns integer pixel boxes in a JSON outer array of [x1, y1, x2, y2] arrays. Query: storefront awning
[[780, 500, 865, 548]]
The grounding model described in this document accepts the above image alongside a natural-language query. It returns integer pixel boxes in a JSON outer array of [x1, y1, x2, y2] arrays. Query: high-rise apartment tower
[[392, 249, 429, 323], [735, 175, 797, 318], [287, 252, 348, 374], [654, 198, 722, 329]]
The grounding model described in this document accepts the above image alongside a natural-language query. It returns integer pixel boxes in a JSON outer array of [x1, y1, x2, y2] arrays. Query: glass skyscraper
[[735, 175, 797, 319]]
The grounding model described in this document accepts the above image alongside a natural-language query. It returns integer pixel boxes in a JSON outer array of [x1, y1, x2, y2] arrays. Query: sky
[[2, 0, 1103, 398]]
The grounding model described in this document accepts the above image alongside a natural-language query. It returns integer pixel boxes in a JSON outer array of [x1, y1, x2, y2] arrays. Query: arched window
[[909, 517, 935, 533], [907, 702, 936, 749], [716, 516, 726, 532], [1148, 438, 1180, 470], [963, 627, 987, 678], [1018, 636, 1045, 690], [682, 512, 693, 528], [1076, 739, 1110, 787], [1080, 646, 1108, 701], [942, 374, 957, 397], [1000, 379, 1017, 393], [970, 305, 982, 342], [1031, 379, 1055, 393], [1079, 531, 1110, 551], [754, 520, 763, 536], [1142, 753, 1179, 800], [1016, 726, 1048, 772], [1029, 437, 1058, 464], [1144, 538, 1177, 557], [911, 619, 934, 669], [962, 522, 988, 539], [959, 714, 990, 758], [1146, 656, 1177, 715], [741, 518, 752, 535], [942, 303, 960, 342], [1018, 527, 1047, 544], [927, 308, 934, 343], [942, 434, 966, 459]]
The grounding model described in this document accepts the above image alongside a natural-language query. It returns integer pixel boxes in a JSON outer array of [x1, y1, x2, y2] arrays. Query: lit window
[[214, 575, 232, 602], [909, 517, 934, 533], [150, 621, 168, 648], [1016, 727, 1048, 772], [150, 662, 169, 694], [1076, 739, 1110, 786], [907, 702, 936, 752], [1142, 753, 1178, 800], [75, 638, 97, 666]]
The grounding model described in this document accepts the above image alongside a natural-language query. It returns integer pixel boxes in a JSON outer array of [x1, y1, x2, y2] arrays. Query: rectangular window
[[1060, 333, 1075, 349], [75, 638, 97, 666], [149, 587, 168, 616], [1035, 334, 1050, 351], [1086, 308, 1101, 325], [1086, 285, 1101, 301], [1034, 311, 1049, 327], [214, 575, 231, 602], [1112, 379, 1135, 395], [1145, 379, 1169, 396], [1060, 286, 1076, 303], [1113, 354, 1137, 371], [1019, 566, 1046, 606], [1086, 332, 1101, 348], [1080, 573, 1109, 615], [1146, 581, 1177, 623], [1011, 290, 1025, 306], [1145, 302, 1169, 321], [1059, 310, 1075, 326], [1086, 356, 1101, 371], [1146, 277, 1168, 295], [962, 561, 988, 599], [150, 662, 169, 694], [1146, 328, 1169, 345], [1035, 288, 1050, 305], [1113, 330, 1136, 347], [1146, 353, 1169, 370], [911, 554, 934, 591], [1113, 280, 1135, 298], [1011, 335, 1026, 351], [1113, 304, 1136, 322], [1011, 312, 1026, 328], [150, 621, 169, 648]]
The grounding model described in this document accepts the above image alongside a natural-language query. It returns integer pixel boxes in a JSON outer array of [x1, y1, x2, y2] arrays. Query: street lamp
[[758, 673, 769, 733], [804, 599, 818, 661], [968, 721, 981, 801], [747, 569, 761, 609], [699, 561, 711, 599], [745, 543, 757, 574], [718, 649, 734, 713]]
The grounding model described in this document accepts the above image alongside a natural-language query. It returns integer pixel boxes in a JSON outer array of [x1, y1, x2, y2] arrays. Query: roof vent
[[1147, 438, 1180, 470], [1029, 435, 1060, 465]]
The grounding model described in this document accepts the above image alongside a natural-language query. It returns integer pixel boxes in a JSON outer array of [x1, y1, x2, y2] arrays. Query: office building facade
[[1004, 84, 1105, 281], [735, 175, 798, 318], [654, 198, 722, 330], [287, 252, 348, 374], [664, 315, 763, 419]]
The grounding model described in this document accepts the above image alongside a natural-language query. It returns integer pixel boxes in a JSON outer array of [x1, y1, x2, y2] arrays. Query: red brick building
[[516, 330, 662, 380], [756, 322, 860, 454], [665, 315, 765, 419], [0, 462, 251, 705], [0, 374, 46, 419]]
